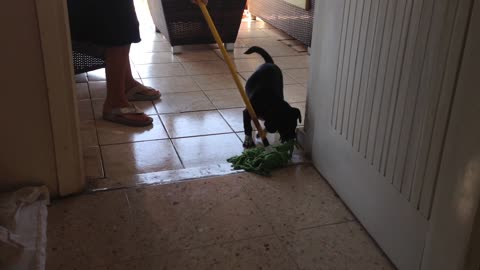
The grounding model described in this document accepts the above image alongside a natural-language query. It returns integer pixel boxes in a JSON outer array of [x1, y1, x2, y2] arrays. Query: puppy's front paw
[[243, 136, 255, 148]]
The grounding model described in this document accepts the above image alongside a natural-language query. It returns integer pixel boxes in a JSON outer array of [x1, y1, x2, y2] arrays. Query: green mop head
[[227, 140, 296, 176]]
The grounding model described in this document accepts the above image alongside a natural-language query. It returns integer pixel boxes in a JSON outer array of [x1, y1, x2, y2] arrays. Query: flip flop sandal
[[126, 85, 161, 101], [103, 104, 153, 127]]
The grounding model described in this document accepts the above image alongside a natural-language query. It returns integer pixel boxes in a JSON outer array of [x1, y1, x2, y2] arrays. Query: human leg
[[124, 45, 161, 101], [103, 45, 152, 126]]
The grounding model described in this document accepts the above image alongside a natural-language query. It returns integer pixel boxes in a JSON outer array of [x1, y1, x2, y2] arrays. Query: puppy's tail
[[244, 46, 274, 64]]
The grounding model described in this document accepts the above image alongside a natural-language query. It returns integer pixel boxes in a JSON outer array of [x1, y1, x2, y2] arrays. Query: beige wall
[[0, 1, 59, 195]]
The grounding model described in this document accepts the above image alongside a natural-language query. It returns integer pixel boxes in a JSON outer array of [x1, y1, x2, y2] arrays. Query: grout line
[[84, 82, 107, 180], [150, 89, 205, 95], [295, 219, 358, 233], [190, 73, 203, 89], [97, 132, 243, 147], [153, 113, 168, 136], [170, 132, 240, 141], [99, 138, 171, 147], [168, 138, 186, 169], [157, 108, 229, 116], [202, 91, 246, 113], [216, 108, 244, 140], [94, 147, 107, 180]]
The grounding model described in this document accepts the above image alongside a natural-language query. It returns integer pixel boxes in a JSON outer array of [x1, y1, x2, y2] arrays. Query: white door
[[306, 0, 473, 269]]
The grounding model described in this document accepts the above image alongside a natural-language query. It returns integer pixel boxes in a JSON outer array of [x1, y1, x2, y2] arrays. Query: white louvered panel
[[380, 0, 414, 178], [365, 0, 397, 165], [336, 0, 357, 135], [331, 0, 350, 129], [415, 0, 474, 217], [343, 0, 366, 140], [327, 0, 468, 218], [407, 0, 457, 213], [387, 0, 425, 190], [396, 0, 436, 201], [358, 0, 386, 157], [372, 0, 409, 173], [348, 0, 372, 147], [353, 0, 378, 151]]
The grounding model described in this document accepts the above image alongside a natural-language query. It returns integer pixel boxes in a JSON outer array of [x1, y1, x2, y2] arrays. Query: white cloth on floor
[[0, 186, 50, 270]]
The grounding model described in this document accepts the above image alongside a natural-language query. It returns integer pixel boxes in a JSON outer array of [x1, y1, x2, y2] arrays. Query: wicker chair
[[71, 41, 106, 75], [147, 0, 247, 53], [249, 0, 315, 47]]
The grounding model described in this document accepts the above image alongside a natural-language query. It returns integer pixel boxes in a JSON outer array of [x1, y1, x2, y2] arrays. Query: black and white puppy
[[242, 46, 302, 148]]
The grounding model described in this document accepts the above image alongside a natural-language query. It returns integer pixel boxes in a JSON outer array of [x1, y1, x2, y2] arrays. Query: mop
[[196, 1, 296, 176]]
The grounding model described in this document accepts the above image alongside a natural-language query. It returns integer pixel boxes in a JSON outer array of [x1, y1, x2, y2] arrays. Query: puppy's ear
[[294, 108, 302, 124]]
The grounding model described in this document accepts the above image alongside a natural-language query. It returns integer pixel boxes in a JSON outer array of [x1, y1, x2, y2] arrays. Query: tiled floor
[[76, 0, 309, 185], [47, 165, 395, 270]]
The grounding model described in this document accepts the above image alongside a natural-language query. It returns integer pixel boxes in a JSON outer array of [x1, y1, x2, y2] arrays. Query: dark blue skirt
[[67, 0, 141, 47]]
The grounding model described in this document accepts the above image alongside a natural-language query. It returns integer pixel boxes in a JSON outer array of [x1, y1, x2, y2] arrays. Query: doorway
[[72, 0, 310, 190]]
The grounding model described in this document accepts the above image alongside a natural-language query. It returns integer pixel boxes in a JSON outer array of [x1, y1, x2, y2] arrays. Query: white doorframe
[[35, 0, 85, 196], [421, 1, 480, 269]]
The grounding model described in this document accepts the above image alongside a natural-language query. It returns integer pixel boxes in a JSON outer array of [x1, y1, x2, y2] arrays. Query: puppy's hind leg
[[243, 109, 255, 148]]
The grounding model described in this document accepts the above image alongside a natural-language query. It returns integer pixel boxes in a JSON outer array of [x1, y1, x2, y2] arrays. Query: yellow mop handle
[[196, 1, 269, 147]]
